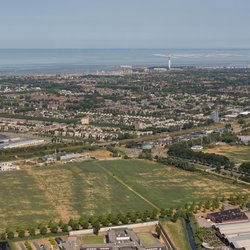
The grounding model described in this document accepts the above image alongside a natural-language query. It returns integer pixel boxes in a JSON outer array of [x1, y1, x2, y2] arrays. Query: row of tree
[[156, 156, 196, 172], [167, 143, 234, 169], [0, 209, 158, 240]]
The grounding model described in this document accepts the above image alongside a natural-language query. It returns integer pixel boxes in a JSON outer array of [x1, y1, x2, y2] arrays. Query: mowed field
[[0, 159, 248, 230], [204, 144, 250, 163]]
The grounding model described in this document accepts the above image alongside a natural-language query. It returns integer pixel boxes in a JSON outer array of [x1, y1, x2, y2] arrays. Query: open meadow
[[203, 144, 250, 164], [0, 159, 248, 230]]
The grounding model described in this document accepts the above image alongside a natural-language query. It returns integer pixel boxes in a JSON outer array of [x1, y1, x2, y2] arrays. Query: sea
[[0, 49, 250, 75]]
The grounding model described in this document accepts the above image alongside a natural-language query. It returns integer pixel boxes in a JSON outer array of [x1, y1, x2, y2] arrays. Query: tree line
[[167, 143, 234, 169]]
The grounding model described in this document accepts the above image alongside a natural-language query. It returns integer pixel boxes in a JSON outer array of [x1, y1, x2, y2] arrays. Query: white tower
[[168, 57, 171, 69]]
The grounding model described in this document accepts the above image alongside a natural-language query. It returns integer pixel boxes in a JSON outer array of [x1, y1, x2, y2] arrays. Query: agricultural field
[[204, 144, 250, 164], [161, 219, 191, 250], [0, 159, 248, 230]]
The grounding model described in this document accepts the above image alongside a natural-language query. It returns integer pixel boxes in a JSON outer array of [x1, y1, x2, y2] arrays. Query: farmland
[[0, 159, 248, 230]]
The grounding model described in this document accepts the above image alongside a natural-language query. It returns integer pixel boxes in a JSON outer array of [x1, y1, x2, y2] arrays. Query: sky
[[0, 0, 249, 49]]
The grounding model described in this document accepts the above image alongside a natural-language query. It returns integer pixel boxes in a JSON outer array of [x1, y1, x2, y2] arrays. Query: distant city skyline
[[1, 0, 250, 49]]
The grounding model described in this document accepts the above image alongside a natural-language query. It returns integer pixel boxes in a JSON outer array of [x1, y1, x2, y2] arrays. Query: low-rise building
[[207, 209, 249, 224], [80, 228, 165, 250]]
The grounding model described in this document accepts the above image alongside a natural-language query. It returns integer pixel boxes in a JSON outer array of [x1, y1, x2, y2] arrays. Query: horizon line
[[0, 47, 250, 50]]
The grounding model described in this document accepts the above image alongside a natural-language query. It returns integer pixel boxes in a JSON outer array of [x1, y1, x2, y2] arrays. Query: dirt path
[[96, 162, 160, 211]]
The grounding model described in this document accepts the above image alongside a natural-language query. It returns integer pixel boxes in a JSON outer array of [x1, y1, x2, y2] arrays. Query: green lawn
[[80, 235, 104, 244], [137, 233, 160, 246]]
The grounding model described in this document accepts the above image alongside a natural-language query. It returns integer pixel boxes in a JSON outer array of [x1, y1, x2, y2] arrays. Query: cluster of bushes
[[168, 144, 234, 169], [0, 209, 158, 240], [237, 162, 250, 183], [139, 149, 153, 160], [156, 156, 196, 172], [239, 175, 250, 183], [239, 162, 250, 175], [106, 146, 122, 157]]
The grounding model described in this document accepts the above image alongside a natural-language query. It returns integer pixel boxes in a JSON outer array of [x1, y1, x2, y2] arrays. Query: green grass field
[[0, 159, 248, 230], [99, 160, 245, 208]]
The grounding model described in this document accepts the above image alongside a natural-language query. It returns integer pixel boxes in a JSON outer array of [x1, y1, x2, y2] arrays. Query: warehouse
[[2, 138, 45, 149], [214, 221, 250, 250]]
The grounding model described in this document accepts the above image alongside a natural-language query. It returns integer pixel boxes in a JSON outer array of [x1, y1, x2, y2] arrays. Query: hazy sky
[[1, 0, 249, 49]]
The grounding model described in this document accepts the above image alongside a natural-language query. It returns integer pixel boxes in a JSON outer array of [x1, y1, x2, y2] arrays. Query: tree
[[142, 213, 148, 222], [71, 222, 79, 231], [68, 218, 74, 228], [58, 219, 64, 228], [155, 225, 161, 239], [61, 224, 68, 232], [24, 241, 32, 250], [93, 221, 100, 235], [7, 231, 14, 240], [28, 227, 36, 236], [40, 226, 47, 235], [50, 225, 58, 234], [18, 229, 25, 238], [150, 209, 158, 220], [49, 237, 56, 246]]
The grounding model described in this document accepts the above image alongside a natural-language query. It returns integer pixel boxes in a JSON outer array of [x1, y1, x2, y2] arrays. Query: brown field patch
[[89, 150, 112, 159]]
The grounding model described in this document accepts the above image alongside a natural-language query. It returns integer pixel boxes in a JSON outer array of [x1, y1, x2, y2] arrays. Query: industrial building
[[1, 138, 45, 149], [214, 221, 250, 250], [207, 209, 249, 223], [80, 228, 166, 250]]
